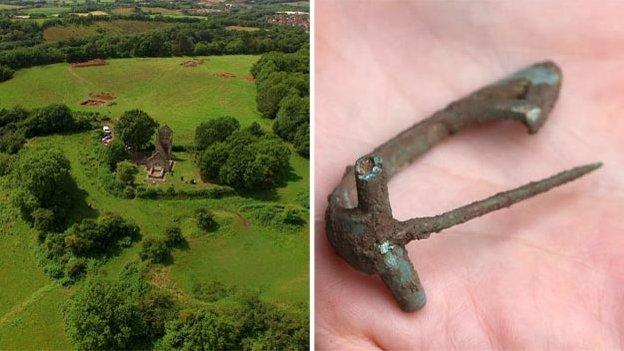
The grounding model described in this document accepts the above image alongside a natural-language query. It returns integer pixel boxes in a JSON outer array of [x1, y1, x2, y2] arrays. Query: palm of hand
[[315, 2, 624, 349]]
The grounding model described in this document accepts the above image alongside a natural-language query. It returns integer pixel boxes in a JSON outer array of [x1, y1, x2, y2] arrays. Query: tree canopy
[[11, 148, 73, 226], [65, 277, 148, 351], [26, 104, 75, 137], [116, 109, 158, 151], [194, 116, 240, 151], [0, 64, 14, 82], [197, 128, 291, 190], [116, 160, 139, 185], [139, 237, 171, 264], [251, 49, 309, 157]]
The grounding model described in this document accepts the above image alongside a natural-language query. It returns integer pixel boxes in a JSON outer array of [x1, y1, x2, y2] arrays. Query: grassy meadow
[[0, 56, 309, 349], [42, 20, 175, 42], [0, 56, 263, 144]]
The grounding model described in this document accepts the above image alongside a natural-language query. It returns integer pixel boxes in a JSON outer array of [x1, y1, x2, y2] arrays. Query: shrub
[[246, 121, 264, 137], [293, 123, 309, 157], [0, 152, 12, 175], [139, 237, 171, 264], [140, 290, 178, 339], [64, 219, 103, 256], [105, 139, 128, 170], [26, 104, 75, 136], [32, 207, 56, 232], [134, 185, 234, 200], [156, 289, 308, 351], [0, 65, 14, 82], [240, 203, 307, 229], [0, 106, 28, 127], [0, 129, 26, 154], [194, 116, 240, 150], [155, 308, 241, 351], [63, 214, 140, 256], [65, 278, 148, 351], [123, 185, 136, 199], [273, 94, 309, 141], [197, 142, 229, 181], [11, 148, 73, 224], [256, 72, 308, 119], [197, 129, 291, 191], [116, 160, 138, 185], [164, 226, 185, 247], [195, 208, 216, 231], [65, 257, 87, 281]]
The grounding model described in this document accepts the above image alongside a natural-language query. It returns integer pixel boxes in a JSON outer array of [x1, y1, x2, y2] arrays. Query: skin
[[315, 1, 624, 349]]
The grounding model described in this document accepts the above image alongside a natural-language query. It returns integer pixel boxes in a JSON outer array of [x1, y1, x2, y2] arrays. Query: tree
[[26, 104, 74, 136], [0, 106, 29, 128], [246, 121, 264, 137], [293, 123, 309, 157], [218, 135, 291, 190], [65, 278, 148, 351], [0, 130, 25, 154], [273, 94, 309, 141], [194, 116, 240, 150], [116, 109, 158, 151], [0, 152, 12, 176], [139, 237, 171, 264], [197, 142, 229, 181], [140, 290, 177, 339], [195, 208, 216, 231], [172, 32, 195, 56], [64, 214, 140, 256], [64, 219, 103, 255], [116, 160, 138, 185], [257, 83, 296, 119], [256, 72, 308, 119], [164, 226, 185, 247], [11, 148, 73, 224], [99, 213, 141, 244], [155, 308, 241, 351], [197, 129, 292, 190], [32, 207, 56, 232], [0, 65, 14, 82]]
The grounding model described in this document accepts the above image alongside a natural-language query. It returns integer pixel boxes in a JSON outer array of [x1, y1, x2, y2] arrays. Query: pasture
[[42, 19, 174, 42], [0, 56, 309, 349], [0, 55, 265, 144]]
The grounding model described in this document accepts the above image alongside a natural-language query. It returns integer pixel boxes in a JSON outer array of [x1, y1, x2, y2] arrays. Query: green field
[[143, 6, 184, 16], [0, 56, 309, 349], [43, 19, 174, 41], [0, 56, 264, 143], [0, 3, 22, 9], [21, 6, 70, 15]]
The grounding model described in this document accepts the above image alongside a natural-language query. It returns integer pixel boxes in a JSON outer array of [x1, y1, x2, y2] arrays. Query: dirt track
[[70, 59, 107, 68]]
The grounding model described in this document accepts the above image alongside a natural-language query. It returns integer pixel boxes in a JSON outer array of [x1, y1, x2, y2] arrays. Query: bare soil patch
[[180, 59, 204, 67], [80, 99, 106, 106], [89, 92, 116, 101], [215, 71, 236, 79], [243, 75, 255, 83], [70, 59, 108, 68]]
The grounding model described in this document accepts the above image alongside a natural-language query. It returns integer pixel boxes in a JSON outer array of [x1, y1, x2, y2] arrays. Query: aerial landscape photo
[[0, 0, 309, 349]]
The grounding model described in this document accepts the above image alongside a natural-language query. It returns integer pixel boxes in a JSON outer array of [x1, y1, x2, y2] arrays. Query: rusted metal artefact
[[325, 61, 602, 312]]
